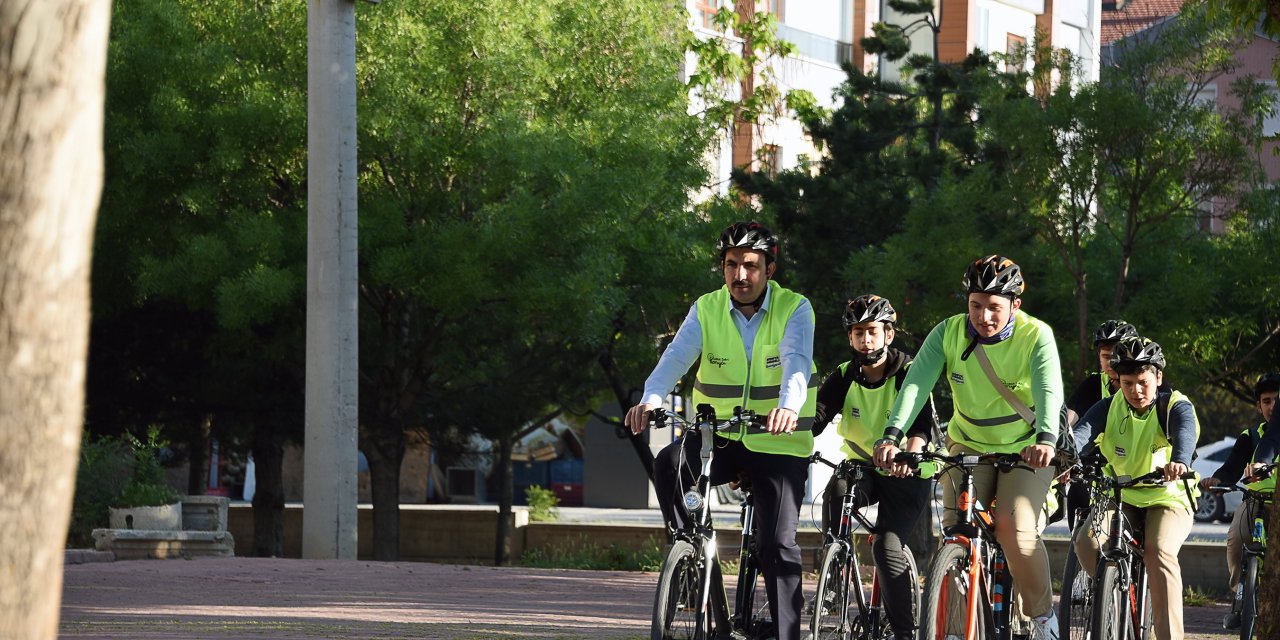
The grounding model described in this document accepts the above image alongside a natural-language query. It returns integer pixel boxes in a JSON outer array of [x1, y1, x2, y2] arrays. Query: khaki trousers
[[1072, 503, 1193, 640], [1225, 498, 1264, 592], [939, 440, 1055, 619]]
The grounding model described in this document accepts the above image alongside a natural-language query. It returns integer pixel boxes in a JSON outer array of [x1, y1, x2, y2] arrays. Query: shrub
[[525, 484, 560, 522], [67, 435, 132, 547], [518, 535, 665, 571], [112, 426, 181, 508]]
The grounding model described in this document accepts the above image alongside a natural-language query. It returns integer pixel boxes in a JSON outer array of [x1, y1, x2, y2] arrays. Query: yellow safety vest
[[1096, 390, 1200, 509], [1245, 421, 1276, 494], [692, 282, 817, 457], [836, 361, 904, 463], [940, 312, 1052, 453]]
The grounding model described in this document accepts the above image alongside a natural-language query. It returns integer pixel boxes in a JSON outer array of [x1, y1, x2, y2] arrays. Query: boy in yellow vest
[[812, 294, 937, 640], [1071, 337, 1199, 640], [1202, 372, 1278, 629], [873, 254, 1064, 639], [624, 221, 816, 640]]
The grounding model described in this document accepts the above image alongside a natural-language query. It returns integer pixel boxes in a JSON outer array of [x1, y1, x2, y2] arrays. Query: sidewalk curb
[[65, 549, 115, 565]]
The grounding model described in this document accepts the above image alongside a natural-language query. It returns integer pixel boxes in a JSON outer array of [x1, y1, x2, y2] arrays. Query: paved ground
[[60, 557, 1238, 639]]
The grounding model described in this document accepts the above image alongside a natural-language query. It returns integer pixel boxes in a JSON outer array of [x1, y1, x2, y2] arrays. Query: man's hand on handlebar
[[1198, 475, 1220, 491], [887, 436, 927, 478], [1163, 461, 1189, 483], [1021, 443, 1055, 469], [765, 407, 797, 435], [625, 402, 657, 435]]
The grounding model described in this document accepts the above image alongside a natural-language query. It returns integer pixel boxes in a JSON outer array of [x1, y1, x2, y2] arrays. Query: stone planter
[[109, 502, 182, 531], [181, 496, 230, 532]]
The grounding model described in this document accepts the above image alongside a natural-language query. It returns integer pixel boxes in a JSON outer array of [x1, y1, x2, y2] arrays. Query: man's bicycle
[[807, 452, 920, 640], [1207, 462, 1273, 640], [648, 404, 773, 640], [1077, 462, 1197, 640], [900, 450, 1026, 640]]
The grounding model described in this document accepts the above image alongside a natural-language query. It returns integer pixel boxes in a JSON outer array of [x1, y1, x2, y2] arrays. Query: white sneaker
[[1033, 609, 1060, 640]]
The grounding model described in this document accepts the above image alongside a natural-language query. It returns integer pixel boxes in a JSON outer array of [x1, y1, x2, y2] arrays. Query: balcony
[[777, 24, 853, 66]]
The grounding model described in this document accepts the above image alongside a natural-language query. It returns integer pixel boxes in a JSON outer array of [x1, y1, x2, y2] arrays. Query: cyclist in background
[[624, 221, 816, 640], [1072, 337, 1199, 640], [811, 294, 938, 640], [873, 254, 1064, 640], [1062, 320, 1139, 528]]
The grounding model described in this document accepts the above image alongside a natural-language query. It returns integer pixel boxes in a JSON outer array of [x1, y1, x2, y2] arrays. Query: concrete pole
[[304, 0, 358, 560]]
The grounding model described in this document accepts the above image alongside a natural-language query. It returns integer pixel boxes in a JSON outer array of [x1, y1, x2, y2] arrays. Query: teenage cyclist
[[872, 254, 1064, 640], [812, 294, 938, 640], [1206, 372, 1280, 629], [624, 221, 816, 640], [1062, 320, 1140, 528], [1072, 337, 1199, 640]]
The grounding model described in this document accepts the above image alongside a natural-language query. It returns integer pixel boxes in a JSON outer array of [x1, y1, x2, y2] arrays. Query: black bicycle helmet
[[1254, 372, 1280, 401], [717, 221, 779, 264], [1109, 336, 1166, 374], [962, 255, 1025, 298], [842, 295, 898, 329], [1092, 320, 1138, 348]]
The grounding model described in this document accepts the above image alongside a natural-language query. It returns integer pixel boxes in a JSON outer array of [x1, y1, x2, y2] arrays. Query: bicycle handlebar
[[646, 406, 768, 432], [897, 450, 1027, 472]]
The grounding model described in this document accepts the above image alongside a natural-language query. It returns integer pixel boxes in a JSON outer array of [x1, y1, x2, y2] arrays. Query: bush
[[525, 484, 560, 522], [67, 435, 132, 547], [113, 426, 181, 508]]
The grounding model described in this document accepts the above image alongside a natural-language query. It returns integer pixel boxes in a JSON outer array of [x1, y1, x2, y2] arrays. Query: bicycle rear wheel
[[811, 542, 853, 640], [1089, 563, 1135, 640], [652, 540, 710, 640], [1240, 554, 1258, 640], [919, 542, 988, 640], [1059, 543, 1092, 640]]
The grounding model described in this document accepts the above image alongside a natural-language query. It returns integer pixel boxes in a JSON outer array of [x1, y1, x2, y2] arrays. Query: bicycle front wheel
[[1240, 553, 1258, 640], [919, 542, 988, 640], [1089, 563, 1135, 640], [811, 542, 853, 640], [652, 540, 709, 640], [1059, 543, 1092, 640]]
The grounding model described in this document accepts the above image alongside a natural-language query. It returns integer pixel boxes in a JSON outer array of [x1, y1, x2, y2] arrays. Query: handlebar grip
[[647, 409, 668, 429]]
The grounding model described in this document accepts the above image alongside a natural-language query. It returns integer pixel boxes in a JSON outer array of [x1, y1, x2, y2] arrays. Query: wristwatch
[[873, 437, 900, 449]]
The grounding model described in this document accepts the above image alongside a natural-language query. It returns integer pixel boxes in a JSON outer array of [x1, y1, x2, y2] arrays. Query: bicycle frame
[[651, 405, 769, 639], [811, 453, 887, 634], [1092, 475, 1153, 640]]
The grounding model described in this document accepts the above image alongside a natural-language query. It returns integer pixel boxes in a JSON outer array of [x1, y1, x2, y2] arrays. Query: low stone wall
[[225, 505, 1233, 591]]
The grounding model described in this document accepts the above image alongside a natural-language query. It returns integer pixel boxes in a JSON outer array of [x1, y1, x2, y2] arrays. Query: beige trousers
[[1072, 503, 1193, 640], [1225, 497, 1264, 592], [939, 440, 1055, 619]]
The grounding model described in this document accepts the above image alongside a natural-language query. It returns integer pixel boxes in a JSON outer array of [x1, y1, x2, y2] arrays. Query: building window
[[1263, 82, 1280, 137], [762, 144, 782, 177], [695, 0, 720, 29], [1006, 33, 1027, 73], [764, 0, 784, 20]]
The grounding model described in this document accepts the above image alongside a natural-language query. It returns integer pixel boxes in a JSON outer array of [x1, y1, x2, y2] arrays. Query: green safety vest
[[940, 312, 1052, 453], [1101, 374, 1115, 400], [692, 281, 817, 457], [836, 361, 904, 463], [1095, 390, 1200, 509], [1245, 421, 1276, 494]]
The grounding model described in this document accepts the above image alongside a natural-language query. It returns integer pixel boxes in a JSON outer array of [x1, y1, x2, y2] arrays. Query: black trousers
[[654, 433, 808, 640], [822, 470, 929, 639]]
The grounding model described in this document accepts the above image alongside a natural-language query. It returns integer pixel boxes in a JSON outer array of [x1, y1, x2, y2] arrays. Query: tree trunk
[[493, 435, 515, 566], [1075, 273, 1089, 382], [251, 427, 285, 557], [1258, 498, 1280, 637], [186, 415, 211, 495], [0, 2, 110, 637], [364, 431, 405, 561]]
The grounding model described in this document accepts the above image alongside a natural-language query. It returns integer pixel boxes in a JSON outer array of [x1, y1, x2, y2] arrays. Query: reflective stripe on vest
[[941, 313, 1047, 453], [836, 361, 903, 463], [692, 282, 816, 457], [1096, 390, 1201, 509]]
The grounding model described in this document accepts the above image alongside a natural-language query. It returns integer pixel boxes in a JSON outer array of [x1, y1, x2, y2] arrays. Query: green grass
[[518, 535, 665, 571], [1183, 585, 1223, 607]]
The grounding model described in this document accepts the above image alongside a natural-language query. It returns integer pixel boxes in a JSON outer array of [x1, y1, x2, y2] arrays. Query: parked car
[[1192, 436, 1243, 523]]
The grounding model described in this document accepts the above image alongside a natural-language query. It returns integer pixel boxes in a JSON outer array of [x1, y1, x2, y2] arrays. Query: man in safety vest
[[1071, 337, 1200, 640], [1199, 372, 1278, 630], [873, 254, 1064, 640], [625, 221, 816, 640]]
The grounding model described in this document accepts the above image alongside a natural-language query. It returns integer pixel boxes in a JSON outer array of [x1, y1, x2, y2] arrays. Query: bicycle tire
[[904, 543, 921, 634], [1059, 543, 1092, 640], [811, 542, 852, 640], [652, 540, 709, 640], [919, 542, 988, 640], [1240, 554, 1258, 640], [1089, 563, 1135, 640]]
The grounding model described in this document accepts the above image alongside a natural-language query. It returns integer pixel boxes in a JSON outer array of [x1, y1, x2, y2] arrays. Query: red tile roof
[[1101, 0, 1188, 46]]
